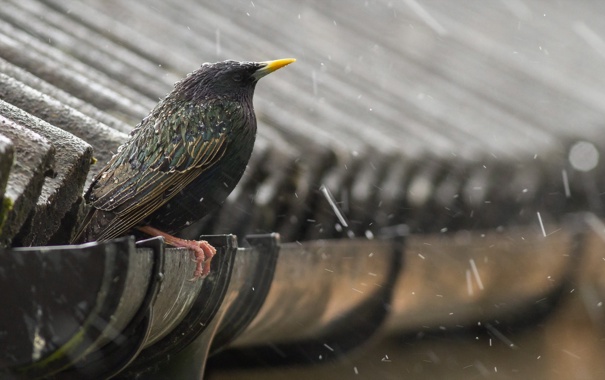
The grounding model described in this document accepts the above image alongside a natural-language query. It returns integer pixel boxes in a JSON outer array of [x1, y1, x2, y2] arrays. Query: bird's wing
[[82, 124, 228, 241]]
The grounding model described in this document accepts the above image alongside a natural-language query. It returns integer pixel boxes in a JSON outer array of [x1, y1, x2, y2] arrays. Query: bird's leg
[[136, 226, 216, 279]]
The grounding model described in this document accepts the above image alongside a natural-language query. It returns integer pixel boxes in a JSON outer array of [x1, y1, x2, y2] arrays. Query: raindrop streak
[[474, 361, 489, 376], [402, 0, 448, 36], [561, 349, 581, 359], [215, 29, 221, 56], [469, 259, 484, 290], [585, 213, 605, 242], [31, 306, 45, 361], [537, 211, 547, 237], [561, 169, 571, 198], [574, 22, 605, 61], [466, 269, 474, 296], [320, 184, 349, 227], [485, 322, 517, 349]]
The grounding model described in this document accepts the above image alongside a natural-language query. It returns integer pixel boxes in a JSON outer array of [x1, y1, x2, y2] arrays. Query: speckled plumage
[[72, 59, 293, 245]]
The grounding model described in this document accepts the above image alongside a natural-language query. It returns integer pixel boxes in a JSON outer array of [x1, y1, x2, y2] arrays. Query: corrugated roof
[[1, 0, 604, 245]]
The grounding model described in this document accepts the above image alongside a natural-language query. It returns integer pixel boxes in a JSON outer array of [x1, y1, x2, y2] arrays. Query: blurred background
[[2, 0, 605, 379]]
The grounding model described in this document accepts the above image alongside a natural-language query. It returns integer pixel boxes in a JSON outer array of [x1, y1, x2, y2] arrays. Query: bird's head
[[177, 58, 295, 101]]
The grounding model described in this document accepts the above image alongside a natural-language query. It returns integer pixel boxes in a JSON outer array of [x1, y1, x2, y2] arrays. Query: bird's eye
[[233, 74, 243, 82]]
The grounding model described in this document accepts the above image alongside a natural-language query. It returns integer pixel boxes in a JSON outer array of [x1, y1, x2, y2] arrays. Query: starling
[[72, 58, 295, 278]]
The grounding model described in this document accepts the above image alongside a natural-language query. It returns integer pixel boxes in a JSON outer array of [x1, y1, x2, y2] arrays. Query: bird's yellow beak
[[253, 58, 296, 80]]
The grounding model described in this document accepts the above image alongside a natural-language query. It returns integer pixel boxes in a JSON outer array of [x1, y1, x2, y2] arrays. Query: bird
[[71, 58, 296, 278]]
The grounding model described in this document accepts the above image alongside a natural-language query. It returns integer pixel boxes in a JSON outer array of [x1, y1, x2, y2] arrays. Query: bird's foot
[[136, 226, 216, 280], [169, 238, 216, 280], [189, 240, 217, 279]]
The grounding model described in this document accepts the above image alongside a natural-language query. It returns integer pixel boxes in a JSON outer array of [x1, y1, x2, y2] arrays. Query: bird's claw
[[188, 240, 217, 280]]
